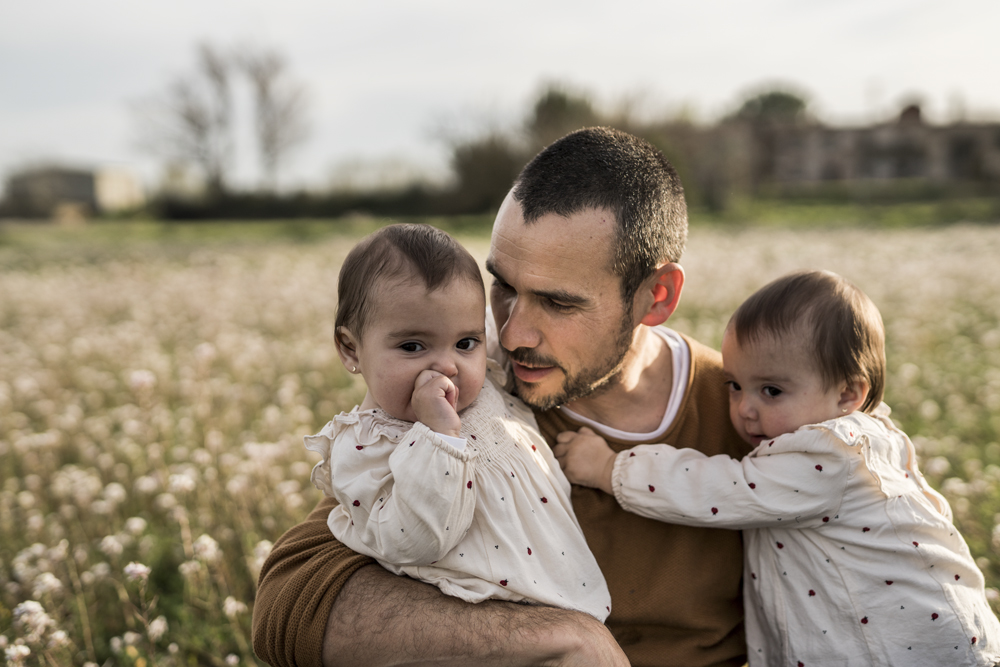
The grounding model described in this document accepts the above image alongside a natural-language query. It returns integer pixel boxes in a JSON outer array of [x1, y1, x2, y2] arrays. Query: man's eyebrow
[[484, 260, 590, 307]]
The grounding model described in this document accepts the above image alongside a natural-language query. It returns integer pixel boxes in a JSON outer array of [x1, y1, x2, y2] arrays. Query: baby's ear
[[838, 378, 870, 414], [335, 326, 362, 374]]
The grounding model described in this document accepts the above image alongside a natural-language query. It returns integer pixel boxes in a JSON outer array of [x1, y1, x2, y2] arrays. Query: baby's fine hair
[[335, 223, 484, 339], [728, 270, 886, 413]]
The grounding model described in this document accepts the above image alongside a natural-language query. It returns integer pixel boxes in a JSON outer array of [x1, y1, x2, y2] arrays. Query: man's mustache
[[507, 348, 563, 372]]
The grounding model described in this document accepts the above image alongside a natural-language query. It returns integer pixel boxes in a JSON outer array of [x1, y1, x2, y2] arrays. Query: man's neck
[[563, 326, 674, 433]]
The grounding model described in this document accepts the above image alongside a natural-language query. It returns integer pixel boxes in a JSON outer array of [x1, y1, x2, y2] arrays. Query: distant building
[[1, 166, 145, 219], [733, 104, 1000, 190]]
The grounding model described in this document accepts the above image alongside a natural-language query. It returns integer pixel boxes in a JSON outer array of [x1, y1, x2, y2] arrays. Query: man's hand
[[324, 564, 630, 667], [411, 369, 462, 437], [552, 427, 617, 495]]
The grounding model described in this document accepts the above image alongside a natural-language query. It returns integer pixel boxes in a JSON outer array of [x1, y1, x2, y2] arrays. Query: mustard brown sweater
[[252, 333, 752, 667]]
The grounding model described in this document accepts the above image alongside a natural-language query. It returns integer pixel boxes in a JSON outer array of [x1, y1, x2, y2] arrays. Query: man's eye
[[762, 386, 782, 398], [545, 298, 573, 312], [491, 278, 513, 293], [456, 338, 479, 351], [400, 342, 424, 353]]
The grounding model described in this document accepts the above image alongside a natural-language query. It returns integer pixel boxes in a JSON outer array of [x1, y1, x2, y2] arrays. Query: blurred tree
[[448, 133, 525, 212], [240, 47, 310, 191], [733, 90, 809, 124], [526, 85, 601, 149], [134, 44, 234, 197]]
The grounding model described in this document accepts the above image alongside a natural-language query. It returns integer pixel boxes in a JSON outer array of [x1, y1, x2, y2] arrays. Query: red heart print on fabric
[[822, 517, 830, 522], [352, 500, 360, 506], [886, 580, 893, 585], [776, 542, 784, 549], [711, 507, 718, 515], [540, 497, 548, 503], [749, 483, 756, 489], [808, 590, 816, 596], [861, 617, 868, 624], [815, 465, 823, 471], [932, 613, 939, 620], [955, 575, 960, 580], [629, 452, 636, 457], [531, 445, 536, 451], [527, 547, 532, 555], [356, 445, 363, 450], [467, 481, 472, 489], [499, 579, 507, 586], [649, 485, 656, 492], [863, 527, 870, 532]]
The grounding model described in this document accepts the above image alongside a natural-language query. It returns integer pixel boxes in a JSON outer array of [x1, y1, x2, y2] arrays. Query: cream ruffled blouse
[[305, 362, 611, 621]]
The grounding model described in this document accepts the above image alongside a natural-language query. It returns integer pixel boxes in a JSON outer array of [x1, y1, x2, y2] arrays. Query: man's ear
[[336, 326, 362, 374], [838, 378, 870, 414], [638, 263, 685, 327]]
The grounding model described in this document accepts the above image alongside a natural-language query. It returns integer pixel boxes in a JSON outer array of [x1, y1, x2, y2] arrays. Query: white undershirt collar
[[558, 327, 690, 442]]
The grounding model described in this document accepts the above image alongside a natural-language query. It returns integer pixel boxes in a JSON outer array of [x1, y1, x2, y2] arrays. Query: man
[[252, 127, 753, 667]]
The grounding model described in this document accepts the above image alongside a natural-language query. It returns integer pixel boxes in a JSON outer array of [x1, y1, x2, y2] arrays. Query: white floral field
[[1, 221, 999, 665]]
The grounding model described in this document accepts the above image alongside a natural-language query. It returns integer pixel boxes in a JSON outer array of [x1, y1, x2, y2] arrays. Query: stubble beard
[[510, 318, 636, 411]]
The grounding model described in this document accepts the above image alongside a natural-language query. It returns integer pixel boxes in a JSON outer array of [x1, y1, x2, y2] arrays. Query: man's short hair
[[511, 126, 688, 304], [335, 223, 484, 339], [728, 270, 886, 413]]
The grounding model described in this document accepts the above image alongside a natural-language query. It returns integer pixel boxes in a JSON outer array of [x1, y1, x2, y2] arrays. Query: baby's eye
[[725, 380, 741, 392], [456, 337, 479, 351], [399, 342, 424, 353], [762, 386, 782, 398]]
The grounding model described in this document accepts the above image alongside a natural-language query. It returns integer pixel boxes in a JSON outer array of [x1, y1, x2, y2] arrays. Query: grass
[[1, 215, 999, 665]]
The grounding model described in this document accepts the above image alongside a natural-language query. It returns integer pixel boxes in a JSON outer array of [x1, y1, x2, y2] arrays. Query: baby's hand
[[552, 427, 617, 495], [411, 369, 462, 438]]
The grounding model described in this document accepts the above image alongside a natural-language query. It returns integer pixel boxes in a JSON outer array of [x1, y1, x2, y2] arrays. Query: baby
[[306, 223, 610, 621], [557, 270, 1000, 665]]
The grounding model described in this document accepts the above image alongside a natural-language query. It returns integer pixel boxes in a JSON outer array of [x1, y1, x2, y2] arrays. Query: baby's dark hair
[[728, 270, 885, 413], [335, 223, 484, 340]]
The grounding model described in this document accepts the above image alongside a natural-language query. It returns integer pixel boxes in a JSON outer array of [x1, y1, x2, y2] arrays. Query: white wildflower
[[179, 560, 202, 578], [193, 534, 220, 563], [123, 631, 142, 646], [104, 482, 127, 504], [89, 562, 111, 579], [168, 473, 197, 493], [125, 517, 148, 535], [124, 562, 151, 582], [924, 456, 951, 477], [110, 636, 122, 653], [47, 630, 70, 648], [13, 600, 53, 643], [31, 572, 63, 598], [129, 369, 157, 393], [155, 493, 177, 510], [224, 596, 248, 618], [99, 535, 124, 557], [226, 654, 239, 666], [148, 615, 168, 642], [134, 475, 159, 494], [168, 643, 179, 654], [5, 644, 31, 663]]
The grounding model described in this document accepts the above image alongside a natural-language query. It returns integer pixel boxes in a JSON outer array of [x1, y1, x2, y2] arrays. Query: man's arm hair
[[324, 564, 627, 667]]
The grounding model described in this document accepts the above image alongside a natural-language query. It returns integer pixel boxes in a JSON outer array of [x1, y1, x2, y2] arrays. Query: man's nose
[[499, 299, 541, 351]]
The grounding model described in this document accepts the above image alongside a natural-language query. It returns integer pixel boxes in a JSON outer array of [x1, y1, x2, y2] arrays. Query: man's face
[[486, 194, 636, 410]]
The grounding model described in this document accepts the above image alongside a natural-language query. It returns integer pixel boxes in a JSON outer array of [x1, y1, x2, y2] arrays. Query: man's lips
[[510, 361, 556, 383]]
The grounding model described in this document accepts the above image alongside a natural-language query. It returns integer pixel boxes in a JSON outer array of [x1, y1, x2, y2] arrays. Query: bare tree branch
[[240, 46, 310, 191]]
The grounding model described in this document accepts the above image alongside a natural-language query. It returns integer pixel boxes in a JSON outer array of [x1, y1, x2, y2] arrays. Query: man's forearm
[[323, 564, 628, 667]]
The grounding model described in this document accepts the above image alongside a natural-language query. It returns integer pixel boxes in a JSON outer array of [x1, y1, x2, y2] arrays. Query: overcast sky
[[1, 0, 997, 191]]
